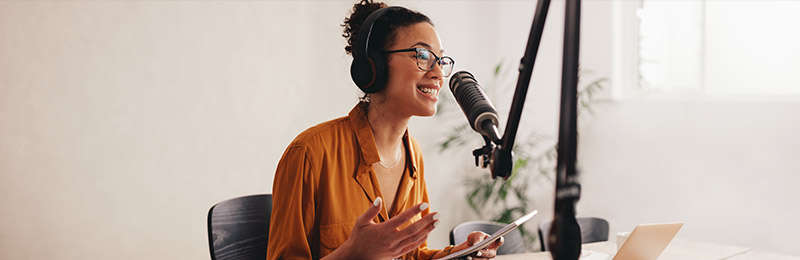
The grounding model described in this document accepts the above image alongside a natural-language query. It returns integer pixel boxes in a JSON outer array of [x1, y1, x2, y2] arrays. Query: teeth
[[419, 87, 438, 97]]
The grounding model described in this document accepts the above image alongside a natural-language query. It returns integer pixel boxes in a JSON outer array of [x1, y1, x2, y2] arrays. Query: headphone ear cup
[[367, 49, 387, 93], [350, 53, 373, 91], [350, 49, 387, 94]]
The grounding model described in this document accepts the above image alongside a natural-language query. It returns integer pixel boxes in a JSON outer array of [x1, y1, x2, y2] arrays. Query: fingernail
[[500, 236, 505, 243], [433, 220, 440, 228], [476, 251, 482, 257], [373, 197, 382, 207], [419, 202, 429, 211], [432, 213, 441, 221]]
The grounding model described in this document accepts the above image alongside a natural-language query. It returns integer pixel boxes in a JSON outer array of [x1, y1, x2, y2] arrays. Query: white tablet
[[435, 210, 538, 260]]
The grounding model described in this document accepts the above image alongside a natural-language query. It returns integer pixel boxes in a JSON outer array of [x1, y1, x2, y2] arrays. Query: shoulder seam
[[292, 116, 350, 146]]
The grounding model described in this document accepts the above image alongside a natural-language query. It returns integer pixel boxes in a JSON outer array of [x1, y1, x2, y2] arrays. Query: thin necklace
[[378, 145, 402, 169]]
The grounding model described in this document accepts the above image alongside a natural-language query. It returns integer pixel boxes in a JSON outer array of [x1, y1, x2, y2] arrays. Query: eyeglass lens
[[416, 49, 453, 77]]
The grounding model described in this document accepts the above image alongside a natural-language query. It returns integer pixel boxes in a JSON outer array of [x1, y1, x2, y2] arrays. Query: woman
[[267, 1, 503, 259]]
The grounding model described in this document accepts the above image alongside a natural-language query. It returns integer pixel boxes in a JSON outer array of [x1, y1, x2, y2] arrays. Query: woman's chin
[[417, 107, 437, 117]]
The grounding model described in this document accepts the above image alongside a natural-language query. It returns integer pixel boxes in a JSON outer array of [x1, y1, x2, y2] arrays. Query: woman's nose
[[428, 61, 444, 79]]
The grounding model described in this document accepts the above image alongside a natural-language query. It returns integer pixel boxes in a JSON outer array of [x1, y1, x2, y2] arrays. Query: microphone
[[448, 71, 501, 144]]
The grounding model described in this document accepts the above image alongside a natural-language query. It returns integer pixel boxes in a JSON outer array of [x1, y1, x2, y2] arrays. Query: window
[[631, 0, 800, 95]]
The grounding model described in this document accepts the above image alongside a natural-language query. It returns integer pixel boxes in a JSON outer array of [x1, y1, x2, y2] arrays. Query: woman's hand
[[326, 197, 440, 260], [450, 231, 504, 259]]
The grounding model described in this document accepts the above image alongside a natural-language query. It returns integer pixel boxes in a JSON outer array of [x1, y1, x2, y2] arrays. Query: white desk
[[493, 239, 795, 260], [727, 249, 800, 260]]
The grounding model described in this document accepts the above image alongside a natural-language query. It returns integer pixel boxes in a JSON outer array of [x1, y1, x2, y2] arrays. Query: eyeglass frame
[[383, 48, 455, 77]]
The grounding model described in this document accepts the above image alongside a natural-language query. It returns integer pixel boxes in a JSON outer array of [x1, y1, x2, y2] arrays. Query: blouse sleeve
[[267, 145, 318, 260]]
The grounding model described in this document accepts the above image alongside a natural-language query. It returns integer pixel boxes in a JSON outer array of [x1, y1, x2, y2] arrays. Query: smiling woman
[[265, 1, 502, 260]]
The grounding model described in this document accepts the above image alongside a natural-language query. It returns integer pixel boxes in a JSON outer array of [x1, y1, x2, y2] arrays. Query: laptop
[[581, 222, 684, 260]]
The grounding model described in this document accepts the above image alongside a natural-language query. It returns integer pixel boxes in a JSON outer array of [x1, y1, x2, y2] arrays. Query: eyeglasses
[[384, 48, 455, 77]]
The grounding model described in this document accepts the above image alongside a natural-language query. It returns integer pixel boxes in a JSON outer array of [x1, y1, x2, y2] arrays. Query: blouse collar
[[348, 102, 419, 178]]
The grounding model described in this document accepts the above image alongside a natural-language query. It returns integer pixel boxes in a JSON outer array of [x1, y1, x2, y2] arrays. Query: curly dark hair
[[342, 0, 432, 56]]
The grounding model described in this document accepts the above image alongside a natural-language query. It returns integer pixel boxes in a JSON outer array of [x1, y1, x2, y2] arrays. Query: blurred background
[[2, 1, 799, 259]]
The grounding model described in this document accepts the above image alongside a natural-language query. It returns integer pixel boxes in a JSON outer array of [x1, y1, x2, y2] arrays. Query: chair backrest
[[538, 217, 609, 251], [449, 221, 527, 255], [207, 194, 272, 260]]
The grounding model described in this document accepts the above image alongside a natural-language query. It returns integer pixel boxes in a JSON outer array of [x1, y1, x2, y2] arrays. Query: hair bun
[[342, 0, 388, 55]]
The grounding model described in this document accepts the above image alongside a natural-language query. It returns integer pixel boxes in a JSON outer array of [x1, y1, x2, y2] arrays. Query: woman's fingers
[[347, 200, 444, 259], [383, 202, 428, 229], [397, 233, 430, 255], [394, 222, 435, 255], [470, 234, 501, 259], [398, 212, 439, 237], [467, 231, 489, 245], [356, 197, 383, 226], [472, 249, 497, 259], [396, 213, 439, 241], [486, 236, 504, 250], [380, 211, 438, 256]]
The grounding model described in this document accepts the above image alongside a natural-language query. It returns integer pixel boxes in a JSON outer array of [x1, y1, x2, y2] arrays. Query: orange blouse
[[267, 102, 444, 260]]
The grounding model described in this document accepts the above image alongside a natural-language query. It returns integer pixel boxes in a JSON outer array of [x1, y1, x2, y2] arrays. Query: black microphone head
[[448, 70, 499, 136], [449, 71, 476, 93]]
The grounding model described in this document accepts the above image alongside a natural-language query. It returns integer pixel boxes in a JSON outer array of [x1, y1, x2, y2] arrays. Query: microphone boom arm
[[482, 0, 552, 179]]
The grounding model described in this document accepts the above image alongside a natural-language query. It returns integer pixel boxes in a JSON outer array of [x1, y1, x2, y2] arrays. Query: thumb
[[357, 197, 383, 225]]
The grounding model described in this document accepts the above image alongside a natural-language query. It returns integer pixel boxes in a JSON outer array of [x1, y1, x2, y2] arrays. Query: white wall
[[0, 2, 356, 259], [2, 1, 798, 259], [579, 97, 800, 256]]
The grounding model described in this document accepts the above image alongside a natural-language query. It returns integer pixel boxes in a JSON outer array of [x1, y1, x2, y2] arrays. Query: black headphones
[[350, 6, 404, 93]]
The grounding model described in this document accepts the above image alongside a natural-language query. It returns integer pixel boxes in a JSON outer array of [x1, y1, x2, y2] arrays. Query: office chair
[[207, 194, 272, 260], [449, 221, 528, 255], [538, 217, 609, 251]]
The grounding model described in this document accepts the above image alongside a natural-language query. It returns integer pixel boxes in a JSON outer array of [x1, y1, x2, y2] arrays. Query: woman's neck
[[367, 102, 410, 158]]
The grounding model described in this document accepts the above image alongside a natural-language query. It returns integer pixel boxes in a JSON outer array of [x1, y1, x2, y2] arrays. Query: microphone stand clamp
[[472, 135, 494, 169], [471, 134, 513, 180]]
